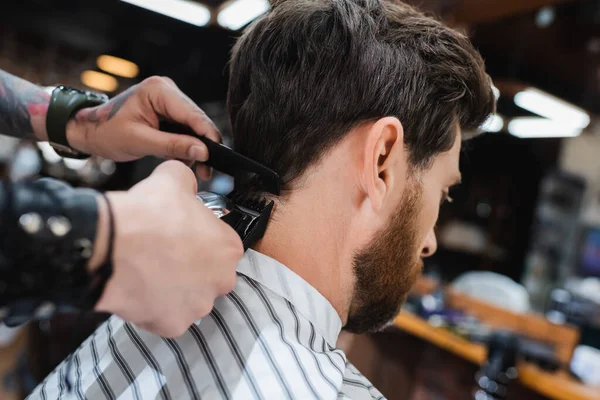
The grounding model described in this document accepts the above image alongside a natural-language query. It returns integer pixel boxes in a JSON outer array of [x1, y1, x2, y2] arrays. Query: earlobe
[[361, 117, 405, 212]]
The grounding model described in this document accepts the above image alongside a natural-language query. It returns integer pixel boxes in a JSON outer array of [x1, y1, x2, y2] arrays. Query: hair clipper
[[159, 121, 280, 251]]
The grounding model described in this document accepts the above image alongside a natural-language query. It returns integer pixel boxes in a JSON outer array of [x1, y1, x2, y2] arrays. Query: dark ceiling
[[1, 0, 599, 117], [468, 0, 600, 116]]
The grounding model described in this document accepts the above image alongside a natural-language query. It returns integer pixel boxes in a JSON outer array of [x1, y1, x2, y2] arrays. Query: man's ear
[[361, 117, 406, 211]]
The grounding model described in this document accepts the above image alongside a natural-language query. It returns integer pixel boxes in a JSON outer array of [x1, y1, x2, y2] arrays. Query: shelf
[[394, 311, 600, 400]]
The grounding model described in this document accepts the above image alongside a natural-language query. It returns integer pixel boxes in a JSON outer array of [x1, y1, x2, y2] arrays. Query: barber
[[0, 69, 243, 338]]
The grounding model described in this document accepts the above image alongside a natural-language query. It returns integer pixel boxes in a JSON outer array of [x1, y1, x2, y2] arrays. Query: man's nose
[[421, 229, 438, 258]]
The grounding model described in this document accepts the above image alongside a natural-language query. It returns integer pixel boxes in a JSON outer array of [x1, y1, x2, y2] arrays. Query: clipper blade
[[229, 192, 269, 215], [221, 191, 274, 250]]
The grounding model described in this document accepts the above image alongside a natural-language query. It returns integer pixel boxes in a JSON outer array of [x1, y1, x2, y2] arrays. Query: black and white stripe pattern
[[124, 322, 170, 400], [90, 331, 116, 400], [27, 250, 384, 400]]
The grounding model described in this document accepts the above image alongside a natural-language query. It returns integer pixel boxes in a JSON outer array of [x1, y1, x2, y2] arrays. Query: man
[[29, 0, 495, 398]]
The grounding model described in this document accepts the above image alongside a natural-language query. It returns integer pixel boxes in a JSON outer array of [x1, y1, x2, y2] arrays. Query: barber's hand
[[66, 76, 219, 179], [90, 160, 243, 337]]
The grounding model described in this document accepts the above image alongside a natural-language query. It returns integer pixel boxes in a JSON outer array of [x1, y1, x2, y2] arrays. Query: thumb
[[131, 125, 210, 162], [151, 160, 199, 194]]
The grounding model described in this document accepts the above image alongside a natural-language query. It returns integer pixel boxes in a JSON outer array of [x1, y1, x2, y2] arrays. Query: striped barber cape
[[28, 250, 385, 400]]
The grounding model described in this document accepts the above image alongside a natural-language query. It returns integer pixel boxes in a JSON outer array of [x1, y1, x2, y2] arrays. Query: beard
[[344, 182, 424, 334]]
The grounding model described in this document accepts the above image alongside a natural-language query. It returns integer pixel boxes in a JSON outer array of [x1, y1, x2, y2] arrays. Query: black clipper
[[159, 121, 280, 251]]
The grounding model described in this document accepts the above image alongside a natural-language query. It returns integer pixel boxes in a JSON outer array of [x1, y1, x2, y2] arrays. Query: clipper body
[[196, 192, 274, 251], [160, 121, 280, 251]]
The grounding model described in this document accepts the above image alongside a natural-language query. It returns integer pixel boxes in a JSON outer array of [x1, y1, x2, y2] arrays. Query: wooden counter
[[0, 327, 27, 400], [394, 311, 600, 400]]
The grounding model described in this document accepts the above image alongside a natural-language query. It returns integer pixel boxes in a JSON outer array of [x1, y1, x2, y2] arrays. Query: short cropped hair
[[227, 0, 495, 194]]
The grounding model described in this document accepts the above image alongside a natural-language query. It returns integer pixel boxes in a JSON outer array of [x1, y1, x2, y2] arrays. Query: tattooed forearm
[[0, 70, 51, 141]]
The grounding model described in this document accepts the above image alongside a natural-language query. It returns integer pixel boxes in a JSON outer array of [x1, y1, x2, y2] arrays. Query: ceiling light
[[97, 55, 139, 78], [218, 0, 270, 30], [480, 114, 504, 132], [508, 117, 582, 139], [122, 0, 211, 27], [81, 70, 119, 92], [514, 88, 590, 129]]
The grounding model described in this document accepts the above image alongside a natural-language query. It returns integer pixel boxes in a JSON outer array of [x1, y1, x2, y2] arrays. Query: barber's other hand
[[91, 160, 244, 337], [67, 76, 219, 179]]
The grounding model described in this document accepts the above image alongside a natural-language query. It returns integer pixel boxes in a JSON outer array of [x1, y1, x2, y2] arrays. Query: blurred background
[[1, 0, 600, 399]]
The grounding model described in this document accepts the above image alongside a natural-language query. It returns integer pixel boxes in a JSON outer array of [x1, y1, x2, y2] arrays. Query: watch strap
[[46, 86, 108, 159]]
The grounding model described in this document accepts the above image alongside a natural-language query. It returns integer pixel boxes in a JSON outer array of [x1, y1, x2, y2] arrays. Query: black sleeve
[[0, 178, 102, 326]]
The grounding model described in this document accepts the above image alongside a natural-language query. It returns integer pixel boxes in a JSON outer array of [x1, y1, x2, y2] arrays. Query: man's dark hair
[[227, 0, 496, 194]]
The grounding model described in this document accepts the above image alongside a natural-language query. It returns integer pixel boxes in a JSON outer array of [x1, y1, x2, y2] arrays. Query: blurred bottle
[[522, 171, 585, 311]]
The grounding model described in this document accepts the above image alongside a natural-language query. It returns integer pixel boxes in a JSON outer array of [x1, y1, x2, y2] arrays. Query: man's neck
[[253, 190, 354, 324]]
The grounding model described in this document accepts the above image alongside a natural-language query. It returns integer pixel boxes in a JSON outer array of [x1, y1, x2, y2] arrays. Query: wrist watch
[[46, 86, 109, 159]]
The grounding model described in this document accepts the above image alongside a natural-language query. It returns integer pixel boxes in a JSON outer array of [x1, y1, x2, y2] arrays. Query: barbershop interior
[[2, 0, 600, 399]]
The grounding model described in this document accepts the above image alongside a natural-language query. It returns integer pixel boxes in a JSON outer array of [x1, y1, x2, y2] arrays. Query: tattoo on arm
[[75, 89, 133, 126], [0, 70, 50, 141]]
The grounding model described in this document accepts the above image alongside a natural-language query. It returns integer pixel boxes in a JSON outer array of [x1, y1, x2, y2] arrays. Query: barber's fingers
[[136, 320, 190, 339], [131, 124, 214, 180], [131, 124, 213, 163], [160, 76, 177, 88], [166, 161, 211, 181], [195, 163, 212, 181], [151, 160, 199, 194], [144, 77, 222, 144]]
